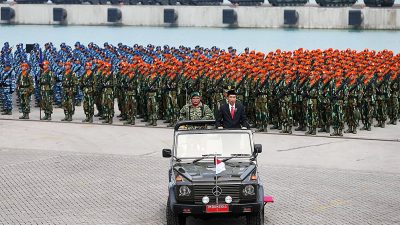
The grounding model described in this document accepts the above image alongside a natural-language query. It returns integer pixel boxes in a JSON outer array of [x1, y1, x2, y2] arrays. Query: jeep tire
[[246, 206, 264, 225], [166, 199, 186, 225]]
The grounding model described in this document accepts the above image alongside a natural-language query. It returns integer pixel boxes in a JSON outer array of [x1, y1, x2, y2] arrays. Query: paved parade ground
[[1, 105, 400, 225]]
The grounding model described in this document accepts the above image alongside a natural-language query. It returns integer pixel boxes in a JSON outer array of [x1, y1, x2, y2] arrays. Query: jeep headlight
[[242, 185, 255, 196], [179, 186, 191, 197]]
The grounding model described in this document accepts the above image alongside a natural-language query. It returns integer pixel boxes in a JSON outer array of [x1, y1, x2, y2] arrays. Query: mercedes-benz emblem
[[212, 186, 222, 197]]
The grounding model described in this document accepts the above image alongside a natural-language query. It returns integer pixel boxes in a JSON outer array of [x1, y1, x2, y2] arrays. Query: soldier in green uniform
[[61, 61, 78, 122], [294, 77, 307, 132], [278, 73, 294, 134], [318, 74, 332, 133], [374, 73, 389, 128], [39, 61, 55, 120], [123, 67, 138, 126], [330, 75, 348, 136], [254, 77, 269, 132], [165, 72, 180, 127], [146, 72, 160, 126], [17, 63, 34, 119], [387, 74, 399, 125], [360, 77, 376, 131], [115, 62, 126, 121], [80, 62, 97, 123], [179, 91, 214, 122], [345, 75, 361, 134], [101, 63, 115, 124], [94, 62, 104, 118], [305, 75, 320, 135]]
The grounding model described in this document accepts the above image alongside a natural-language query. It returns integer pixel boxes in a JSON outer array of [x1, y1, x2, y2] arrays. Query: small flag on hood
[[214, 155, 226, 174]]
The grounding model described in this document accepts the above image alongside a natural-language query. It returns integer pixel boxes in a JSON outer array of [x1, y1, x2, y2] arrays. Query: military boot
[[338, 129, 343, 136], [393, 120, 397, 125], [66, 115, 72, 122], [330, 129, 338, 136], [47, 114, 52, 121], [82, 115, 89, 122], [318, 127, 326, 132], [61, 114, 69, 121], [1, 110, 11, 115], [19, 113, 27, 119], [88, 116, 93, 123], [374, 122, 381, 127], [381, 122, 385, 128], [152, 120, 157, 126], [287, 126, 292, 134], [124, 119, 132, 125], [270, 124, 279, 130], [279, 126, 286, 133], [352, 126, 357, 134], [310, 128, 316, 135], [344, 127, 352, 133], [102, 118, 109, 124], [145, 120, 153, 126], [41, 114, 48, 120], [108, 118, 113, 124]]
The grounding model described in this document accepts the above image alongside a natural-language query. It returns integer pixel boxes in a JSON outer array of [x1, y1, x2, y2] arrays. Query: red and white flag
[[214, 156, 226, 174]]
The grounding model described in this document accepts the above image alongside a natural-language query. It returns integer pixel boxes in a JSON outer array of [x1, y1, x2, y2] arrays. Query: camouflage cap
[[191, 91, 201, 98]]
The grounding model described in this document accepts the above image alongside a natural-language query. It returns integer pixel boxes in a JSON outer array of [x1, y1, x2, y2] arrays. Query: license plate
[[206, 204, 229, 213]]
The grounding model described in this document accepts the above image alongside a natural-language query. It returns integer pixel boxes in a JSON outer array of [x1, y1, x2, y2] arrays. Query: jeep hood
[[174, 162, 256, 182]]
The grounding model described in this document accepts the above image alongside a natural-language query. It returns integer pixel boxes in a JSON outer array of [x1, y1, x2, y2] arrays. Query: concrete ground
[[0, 101, 400, 224]]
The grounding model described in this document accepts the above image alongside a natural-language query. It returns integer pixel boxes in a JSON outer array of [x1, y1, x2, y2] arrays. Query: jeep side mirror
[[162, 149, 172, 158], [254, 144, 262, 154]]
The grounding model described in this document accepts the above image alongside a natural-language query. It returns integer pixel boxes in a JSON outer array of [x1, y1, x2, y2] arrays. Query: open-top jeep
[[163, 120, 273, 225]]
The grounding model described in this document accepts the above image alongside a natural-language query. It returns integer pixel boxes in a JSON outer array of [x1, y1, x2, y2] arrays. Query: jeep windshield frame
[[173, 129, 254, 160]]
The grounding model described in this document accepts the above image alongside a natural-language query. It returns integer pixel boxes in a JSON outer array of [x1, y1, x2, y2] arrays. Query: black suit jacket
[[216, 102, 250, 129]]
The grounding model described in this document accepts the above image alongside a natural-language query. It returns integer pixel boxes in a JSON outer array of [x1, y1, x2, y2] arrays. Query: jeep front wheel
[[246, 206, 264, 225], [166, 199, 186, 225]]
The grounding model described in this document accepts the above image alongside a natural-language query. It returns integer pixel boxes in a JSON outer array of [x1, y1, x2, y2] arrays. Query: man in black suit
[[216, 90, 250, 129]]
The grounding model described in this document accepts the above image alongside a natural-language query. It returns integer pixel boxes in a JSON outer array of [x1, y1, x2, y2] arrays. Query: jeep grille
[[194, 184, 240, 204]]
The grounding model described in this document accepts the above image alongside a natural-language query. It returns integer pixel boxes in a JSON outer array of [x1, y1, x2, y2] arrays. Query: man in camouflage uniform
[[278, 73, 294, 134], [17, 63, 34, 119], [61, 61, 78, 122], [122, 67, 138, 126], [146, 72, 160, 126], [94, 62, 104, 118], [387, 74, 399, 125], [360, 78, 376, 131], [39, 61, 55, 120], [374, 73, 389, 128], [80, 62, 96, 123], [345, 75, 361, 134], [305, 75, 320, 135], [179, 91, 214, 123], [254, 77, 269, 132], [164, 73, 180, 127], [318, 75, 332, 133], [330, 76, 348, 136], [101, 64, 115, 124]]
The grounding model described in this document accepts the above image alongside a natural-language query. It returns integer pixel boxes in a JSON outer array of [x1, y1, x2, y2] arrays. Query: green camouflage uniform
[[345, 83, 361, 134], [360, 82, 376, 131], [80, 71, 96, 123], [375, 78, 388, 128], [318, 80, 332, 133], [101, 73, 115, 124], [254, 79, 269, 132], [330, 81, 348, 136], [387, 78, 399, 125], [179, 102, 214, 124], [94, 70, 104, 117], [17, 73, 34, 119], [305, 80, 319, 135], [39, 69, 54, 120], [61, 71, 78, 121], [123, 74, 138, 125], [146, 75, 160, 126], [278, 79, 294, 134], [165, 75, 180, 126]]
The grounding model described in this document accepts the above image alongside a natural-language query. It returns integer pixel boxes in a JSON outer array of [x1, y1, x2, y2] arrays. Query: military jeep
[[163, 120, 273, 225]]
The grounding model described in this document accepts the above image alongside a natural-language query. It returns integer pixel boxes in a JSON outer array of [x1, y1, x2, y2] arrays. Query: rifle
[[331, 78, 349, 99]]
